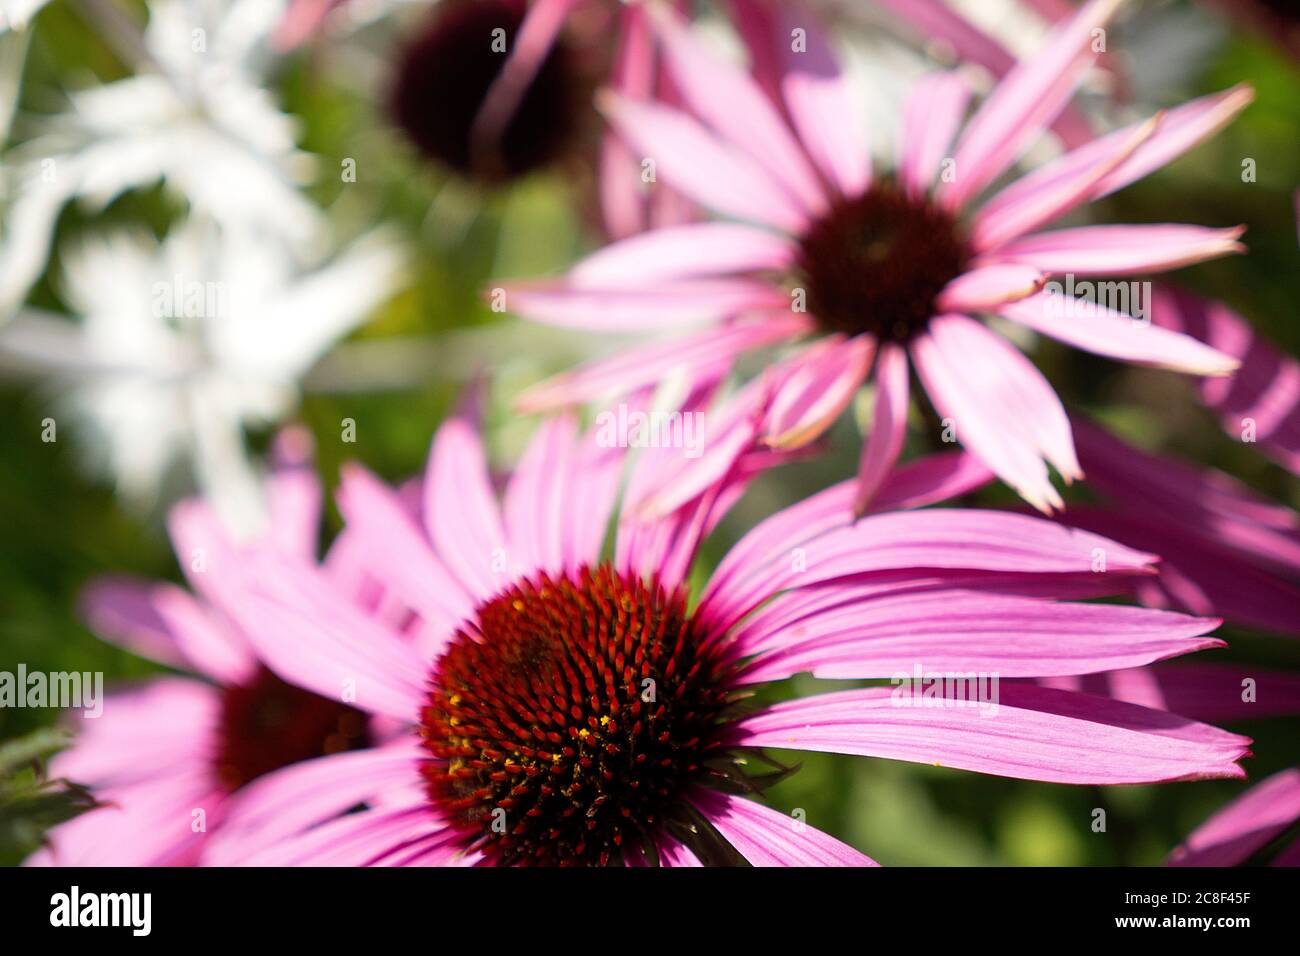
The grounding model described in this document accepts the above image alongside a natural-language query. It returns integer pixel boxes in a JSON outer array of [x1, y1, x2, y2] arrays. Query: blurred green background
[[1, 0, 1298, 865]]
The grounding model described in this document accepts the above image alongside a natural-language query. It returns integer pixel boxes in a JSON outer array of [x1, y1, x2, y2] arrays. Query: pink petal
[[763, 336, 874, 450], [773, 4, 870, 198], [33, 771, 219, 866], [231, 552, 428, 722], [993, 224, 1246, 275], [266, 426, 323, 560], [236, 801, 448, 867], [646, 4, 828, 217], [738, 590, 1223, 684], [730, 685, 1250, 784], [425, 416, 512, 602], [696, 451, 994, 629], [974, 86, 1254, 243], [692, 790, 878, 866], [599, 8, 655, 240], [599, 91, 809, 233], [207, 741, 424, 866], [873, 0, 1016, 78], [1070, 415, 1300, 577], [899, 72, 971, 199], [516, 315, 807, 413], [1093, 84, 1255, 200], [853, 342, 910, 515], [502, 275, 789, 331], [971, 113, 1158, 253], [1170, 769, 1300, 867], [657, 834, 703, 867], [1064, 506, 1300, 638], [911, 322, 1065, 512], [702, 507, 1157, 630], [77, 577, 201, 672], [570, 222, 797, 287], [470, 0, 581, 168], [1001, 291, 1241, 376], [1062, 663, 1300, 725], [1152, 285, 1300, 475], [51, 678, 219, 789], [148, 583, 255, 685], [936, 264, 1048, 312], [939, 0, 1124, 209], [336, 464, 475, 635], [503, 415, 580, 578]]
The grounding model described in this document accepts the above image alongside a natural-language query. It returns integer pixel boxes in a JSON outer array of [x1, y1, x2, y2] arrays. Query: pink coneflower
[[502, 0, 1249, 513], [26, 431, 389, 866], [202, 407, 1250, 867]]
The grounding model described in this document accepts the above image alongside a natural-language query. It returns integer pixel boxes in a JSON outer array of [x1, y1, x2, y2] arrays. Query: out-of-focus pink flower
[[500, 0, 1249, 515], [1150, 285, 1300, 477], [26, 429, 410, 866], [196, 399, 1249, 866], [1062, 415, 1300, 637], [1169, 768, 1300, 866]]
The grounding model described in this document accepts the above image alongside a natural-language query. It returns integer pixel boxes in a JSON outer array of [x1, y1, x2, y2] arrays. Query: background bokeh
[[1, 0, 1297, 865]]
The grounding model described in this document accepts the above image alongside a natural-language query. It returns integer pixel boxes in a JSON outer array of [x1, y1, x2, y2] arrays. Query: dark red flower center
[[214, 666, 371, 791], [389, 0, 582, 182], [419, 564, 739, 866], [796, 180, 971, 343]]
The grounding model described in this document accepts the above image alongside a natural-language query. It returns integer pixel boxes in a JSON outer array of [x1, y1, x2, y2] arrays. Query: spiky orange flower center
[[419, 564, 736, 866]]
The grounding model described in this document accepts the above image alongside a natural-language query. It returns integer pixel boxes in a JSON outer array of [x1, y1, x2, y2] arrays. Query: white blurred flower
[[0, 217, 404, 531], [0, 0, 320, 319], [0, 0, 49, 33]]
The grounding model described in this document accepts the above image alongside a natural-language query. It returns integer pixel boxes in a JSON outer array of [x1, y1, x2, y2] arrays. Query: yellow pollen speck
[[512, 600, 525, 612], [449, 694, 461, 706], [599, 716, 611, 726]]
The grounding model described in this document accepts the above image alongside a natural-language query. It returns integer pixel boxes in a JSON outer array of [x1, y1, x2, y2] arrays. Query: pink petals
[[771, 4, 870, 198], [939, 0, 1124, 209], [691, 790, 879, 866], [1169, 769, 1300, 867], [994, 224, 1247, 276], [730, 685, 1249, 785], [853, 342, 910, 515], [645, 4, 828, 217], [599, 91, 809, 233], [1001, 291, 1242, 376], [936, 264, 1048, 313], [762, 335, 875, 450], [898, 72, 971, 199], [912, 317, 1077, 513]]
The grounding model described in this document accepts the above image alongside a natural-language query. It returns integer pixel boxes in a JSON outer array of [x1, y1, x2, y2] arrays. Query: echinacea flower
[[0, 217, 403, 527], [501, 0, 1248, 514], [26, 431, 394, 866], [202, 404, 1249, 867]]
